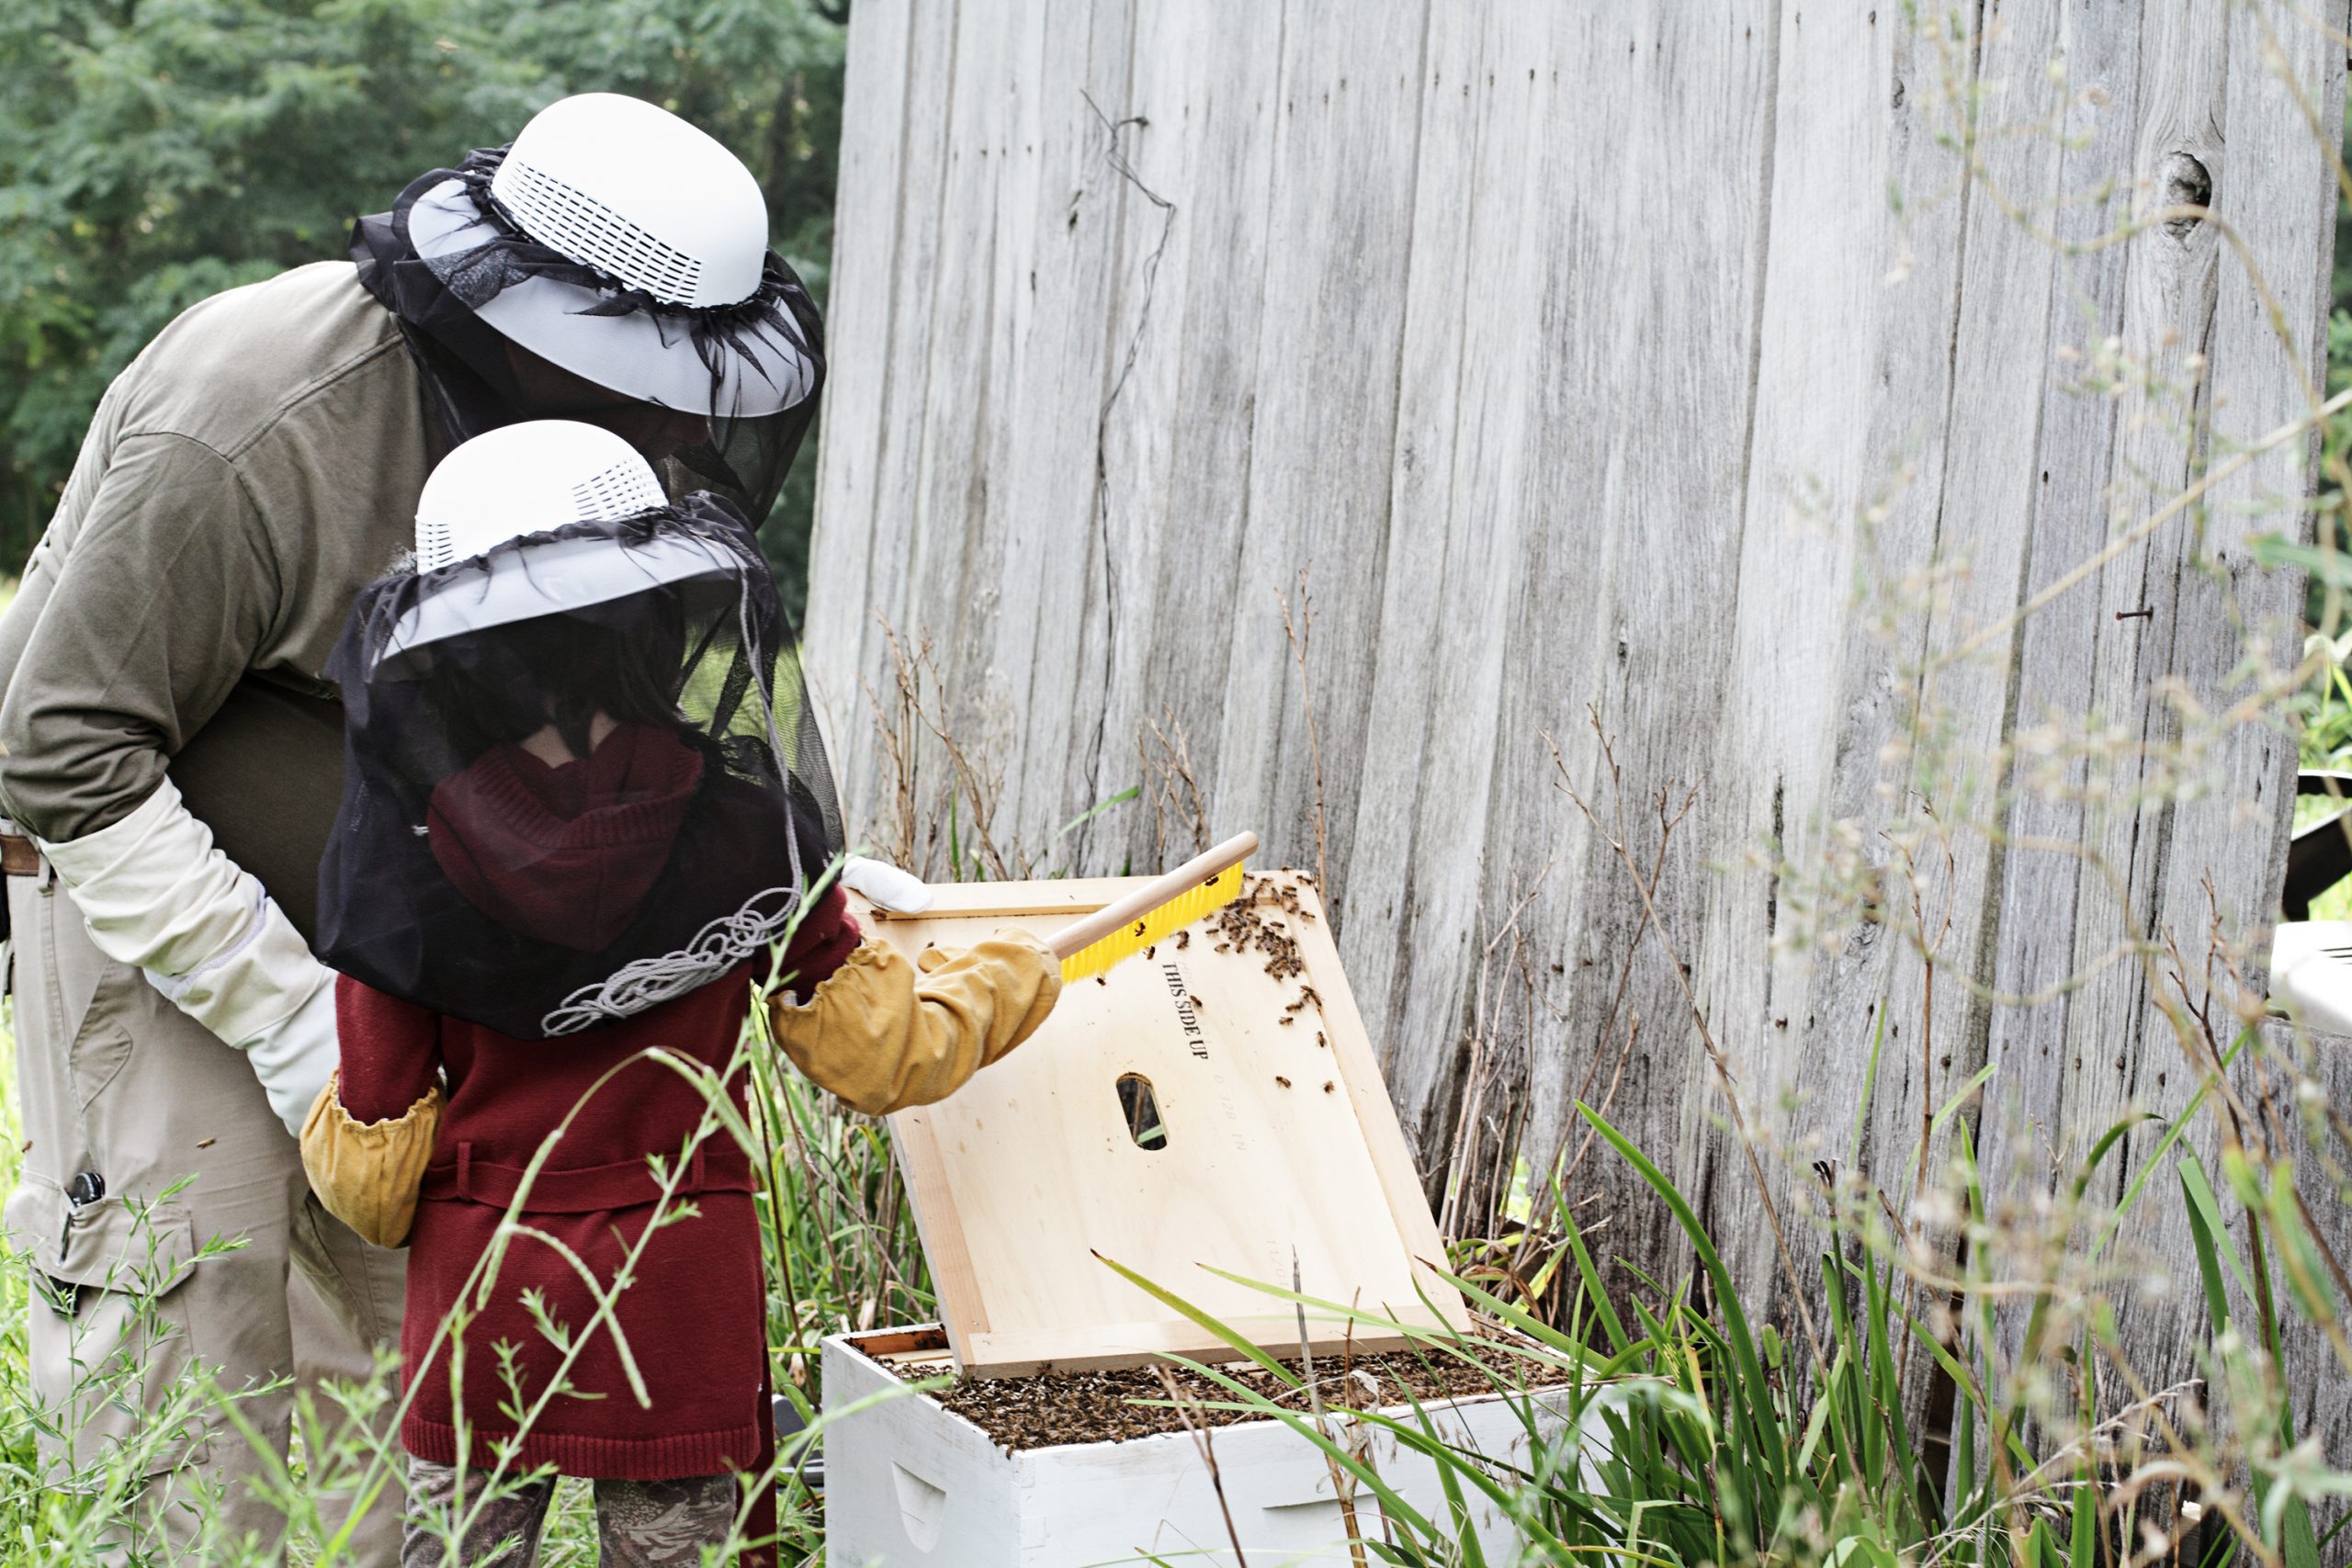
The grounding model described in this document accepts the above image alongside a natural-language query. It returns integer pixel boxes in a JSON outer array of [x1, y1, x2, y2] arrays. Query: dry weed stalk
[[1294, 1250, 1370, 1566], [858, 617, 925, 873], [863, 617, 1019, 880], [1153, 1365, 1250, 1566], [1554, 781, 1679, 1196], [1438, 863, 1550, 1242], [1140, 705, 1211, 862]]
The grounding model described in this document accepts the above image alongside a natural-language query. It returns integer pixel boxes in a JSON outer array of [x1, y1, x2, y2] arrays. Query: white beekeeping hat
[[389, 421, 735, 667], [413, 419, 668, 570], [400, 94, 816, 417], [353, 94, 827, 527]]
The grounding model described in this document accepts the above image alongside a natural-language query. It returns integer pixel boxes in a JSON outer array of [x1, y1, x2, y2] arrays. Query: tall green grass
[[1122, 1084, 2349, 1568]]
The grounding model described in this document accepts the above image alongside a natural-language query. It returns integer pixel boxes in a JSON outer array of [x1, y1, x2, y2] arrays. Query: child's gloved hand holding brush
[[763, 928, 1060, 1115], [768, 830, 1258, 1116]]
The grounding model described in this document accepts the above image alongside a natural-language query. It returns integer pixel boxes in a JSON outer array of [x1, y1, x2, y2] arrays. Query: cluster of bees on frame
[[1119, 872, 1342, 1099]]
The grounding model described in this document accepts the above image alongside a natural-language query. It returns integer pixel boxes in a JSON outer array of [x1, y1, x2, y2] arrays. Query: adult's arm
[[0, 432, 335, 1135], [0, 432, 277, 838]]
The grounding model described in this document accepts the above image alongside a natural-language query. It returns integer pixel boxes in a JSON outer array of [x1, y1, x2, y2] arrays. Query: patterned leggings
[[401, 1456, 741, 1567]]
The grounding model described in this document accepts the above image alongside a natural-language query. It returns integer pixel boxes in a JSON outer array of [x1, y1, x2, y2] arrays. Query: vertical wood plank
[[978, 0, 1142, 865], [1493, 2, 1780, 1280], [898, 0, 1021, 718], [2185, 0, 2349, 1452], [1977, 0, 2165, 1224], [1686, 0, 1985, 1311], [1870, 0, 2074, 1238], [1204, 0, 1434, 929], [1339, 3, 1554, 1142], [1953, 0, 2243, 1440], [808, 0, 967, 822], [806, 0, 919, 784], [1062, 0, 1287, 873]]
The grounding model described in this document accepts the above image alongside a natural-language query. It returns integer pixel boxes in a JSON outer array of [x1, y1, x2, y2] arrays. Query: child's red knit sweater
[[336, 874, 860, 1477]]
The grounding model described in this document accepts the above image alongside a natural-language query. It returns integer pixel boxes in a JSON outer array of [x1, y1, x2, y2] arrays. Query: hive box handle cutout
[[892, 1461, 946, 1549], [1116, 1072, 1168, 1149]]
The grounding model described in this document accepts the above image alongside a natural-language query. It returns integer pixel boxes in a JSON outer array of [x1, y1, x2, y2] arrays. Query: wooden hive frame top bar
[[859, 870, 1470, 1378]]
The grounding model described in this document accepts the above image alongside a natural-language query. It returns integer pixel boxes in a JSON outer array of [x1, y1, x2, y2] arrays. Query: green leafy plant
[[0, 0, 846, 613]]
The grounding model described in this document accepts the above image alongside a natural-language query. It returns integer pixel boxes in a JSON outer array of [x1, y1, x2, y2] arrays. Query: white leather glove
[[840, 855, 933, 914], [38, 778, 337, 1138]]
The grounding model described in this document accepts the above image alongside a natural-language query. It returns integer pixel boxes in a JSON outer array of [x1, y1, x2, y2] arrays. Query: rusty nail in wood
[[2115, 606, 2153, 621]]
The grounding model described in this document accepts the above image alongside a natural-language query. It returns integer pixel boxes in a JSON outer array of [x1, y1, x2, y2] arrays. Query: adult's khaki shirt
[[0, 262, 434, 936]]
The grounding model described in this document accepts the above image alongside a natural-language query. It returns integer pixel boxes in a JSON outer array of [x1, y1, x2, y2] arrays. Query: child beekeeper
[[297, 420, 1060, 1565]]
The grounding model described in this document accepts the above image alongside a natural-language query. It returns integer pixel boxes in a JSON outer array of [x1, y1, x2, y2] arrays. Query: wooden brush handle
[[1046, 832, 1261, 960]]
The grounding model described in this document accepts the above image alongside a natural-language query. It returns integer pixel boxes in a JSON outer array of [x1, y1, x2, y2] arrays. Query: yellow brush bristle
[[1059, 863, 1248, 984]]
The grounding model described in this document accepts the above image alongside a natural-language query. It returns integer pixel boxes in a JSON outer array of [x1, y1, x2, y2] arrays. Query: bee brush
[[1047, 832, 1259, 984]]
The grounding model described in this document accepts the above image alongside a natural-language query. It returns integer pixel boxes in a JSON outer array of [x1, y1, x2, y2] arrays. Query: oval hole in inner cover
[[1115, 1073, 1168, 1150]]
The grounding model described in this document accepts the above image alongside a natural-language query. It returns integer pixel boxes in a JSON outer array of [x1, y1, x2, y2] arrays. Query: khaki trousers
[[3, 867, 409, 1564]]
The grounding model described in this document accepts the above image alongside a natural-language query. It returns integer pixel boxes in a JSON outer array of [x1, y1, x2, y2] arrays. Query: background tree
[[0, 0, 845, 616]]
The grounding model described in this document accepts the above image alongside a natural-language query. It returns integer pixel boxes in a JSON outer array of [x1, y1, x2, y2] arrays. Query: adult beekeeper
[[0, 91, 926, 1555]]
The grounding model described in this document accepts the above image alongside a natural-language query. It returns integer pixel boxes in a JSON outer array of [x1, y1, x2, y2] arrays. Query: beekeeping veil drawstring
[[317, 421, 845, 1040], [350, 92, 824, 525]]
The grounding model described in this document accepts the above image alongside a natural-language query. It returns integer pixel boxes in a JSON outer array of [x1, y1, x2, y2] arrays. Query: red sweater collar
[[427, 722, 705, 951]]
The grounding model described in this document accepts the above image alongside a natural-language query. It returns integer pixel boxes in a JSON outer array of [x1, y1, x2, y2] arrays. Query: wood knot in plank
[[2158, 152, 2211, 240]]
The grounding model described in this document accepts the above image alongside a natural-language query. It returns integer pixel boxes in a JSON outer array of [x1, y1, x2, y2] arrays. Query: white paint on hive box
[[821, 1329, 1582, 1566]]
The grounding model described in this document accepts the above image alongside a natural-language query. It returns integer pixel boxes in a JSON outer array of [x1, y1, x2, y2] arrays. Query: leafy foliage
[[0, 0, 844, 612]]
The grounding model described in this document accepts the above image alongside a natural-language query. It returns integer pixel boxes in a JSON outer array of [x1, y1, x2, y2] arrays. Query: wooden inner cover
[[861, 871, 1469, 1378]]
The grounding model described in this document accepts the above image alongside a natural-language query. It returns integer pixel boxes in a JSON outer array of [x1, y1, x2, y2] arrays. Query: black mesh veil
[[317, 494, 844, 1039], [351, 147, 824, 525]]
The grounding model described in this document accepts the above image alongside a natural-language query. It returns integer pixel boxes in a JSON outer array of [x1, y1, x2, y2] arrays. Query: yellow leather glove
[[300, 1072, 443, 1248], [767, 929, 1061, 1115]]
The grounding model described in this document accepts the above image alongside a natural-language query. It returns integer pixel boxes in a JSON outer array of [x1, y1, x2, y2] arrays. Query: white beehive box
[[822, 1326, 1570, 1566], [821, 871, 1537, 1563]]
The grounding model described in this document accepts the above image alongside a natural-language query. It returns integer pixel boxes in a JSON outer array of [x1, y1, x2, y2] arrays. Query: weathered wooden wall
[[807, 0, 2348, 1451]]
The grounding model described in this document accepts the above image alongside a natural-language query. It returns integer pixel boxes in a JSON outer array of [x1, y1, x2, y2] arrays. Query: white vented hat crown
[[414, 421, 667, 570], [491, 93, 767, 309]]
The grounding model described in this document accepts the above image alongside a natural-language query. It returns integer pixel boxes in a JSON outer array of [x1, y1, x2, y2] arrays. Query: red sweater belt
[[421, 1141, 756, 1213]]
